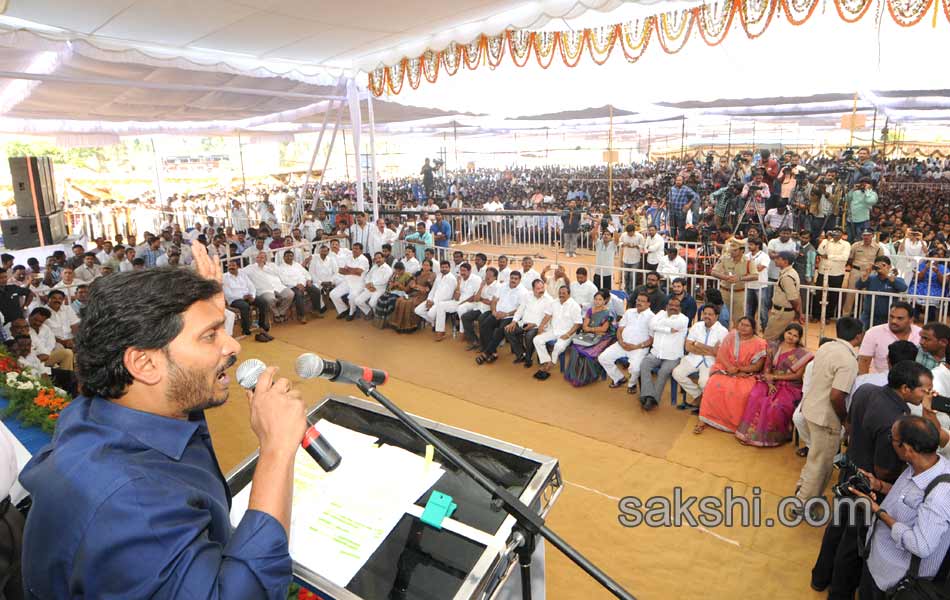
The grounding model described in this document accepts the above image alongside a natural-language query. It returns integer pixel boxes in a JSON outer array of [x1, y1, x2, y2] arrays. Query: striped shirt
[[866, 456, 950, 590]]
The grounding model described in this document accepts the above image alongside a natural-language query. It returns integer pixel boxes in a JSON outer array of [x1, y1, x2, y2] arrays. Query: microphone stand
[[354, 379, 636, 600]]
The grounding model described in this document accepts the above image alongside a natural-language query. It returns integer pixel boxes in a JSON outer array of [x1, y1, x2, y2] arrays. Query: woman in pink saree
[[695, 317, 768, 434], [735, 323, 813, 447]]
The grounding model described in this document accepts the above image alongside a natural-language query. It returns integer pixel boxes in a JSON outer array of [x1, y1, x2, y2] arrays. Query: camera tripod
[[732, 193, 769, 240]]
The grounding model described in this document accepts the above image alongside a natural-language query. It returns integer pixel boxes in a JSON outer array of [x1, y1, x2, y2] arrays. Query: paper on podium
[[229, 419, 445, 588]]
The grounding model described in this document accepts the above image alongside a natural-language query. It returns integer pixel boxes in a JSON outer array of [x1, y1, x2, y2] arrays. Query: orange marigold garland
[[533, 31, 558, 69], [887, 0, 934, 26], [507, 30, 533, 67]]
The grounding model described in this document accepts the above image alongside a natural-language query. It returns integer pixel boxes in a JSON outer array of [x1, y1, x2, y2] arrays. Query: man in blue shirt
[[855, 256, 907, 328], [21, 245, 305, 599], [667, 175, 699, 240], [405, 221, 434, 258], [430, 211, 452, 248]]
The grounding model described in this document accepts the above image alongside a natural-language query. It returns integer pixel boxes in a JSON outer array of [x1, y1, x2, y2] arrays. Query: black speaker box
[[9, 156, 59, 217], [0, 212, 68, 249]]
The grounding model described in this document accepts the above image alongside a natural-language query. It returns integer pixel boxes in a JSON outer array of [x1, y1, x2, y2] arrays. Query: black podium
[[225, 396, 562, 600]]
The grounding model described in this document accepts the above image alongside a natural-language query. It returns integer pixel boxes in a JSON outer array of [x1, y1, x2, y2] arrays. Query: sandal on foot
[[692, 424, 706, 435]]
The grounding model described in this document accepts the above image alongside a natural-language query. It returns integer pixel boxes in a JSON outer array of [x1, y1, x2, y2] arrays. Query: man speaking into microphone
[[20, 244, 306, 599]]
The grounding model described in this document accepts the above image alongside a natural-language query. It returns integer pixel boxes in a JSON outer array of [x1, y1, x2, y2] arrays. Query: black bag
[[886, 474, 950, 600]]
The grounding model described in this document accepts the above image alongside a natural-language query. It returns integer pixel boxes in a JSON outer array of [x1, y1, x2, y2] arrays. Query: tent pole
[[367, 92, 380, 221], [752, 122, 756, 149], [679, 117, 685, 161], [608, 105, 614, 213], [236, 132, 248, 206], [315, 102, 345, 209], [150, 136, 164, 210], [346, 79, 364, 212], [727, 120, 732, 156], [881, 117, 890, 157], [299, 85, 340, 220], [848, 91, 859, 147], [870, 108, 878, 151]]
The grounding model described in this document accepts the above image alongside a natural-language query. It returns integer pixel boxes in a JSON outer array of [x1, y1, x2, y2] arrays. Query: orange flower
[[48, 413, 59, 421]]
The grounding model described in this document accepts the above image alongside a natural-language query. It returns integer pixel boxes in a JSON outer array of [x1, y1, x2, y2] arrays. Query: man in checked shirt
[[667, 175, 699, 240]]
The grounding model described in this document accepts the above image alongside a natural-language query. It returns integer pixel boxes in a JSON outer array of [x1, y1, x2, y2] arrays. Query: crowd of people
[[5, 145, 950, 598]]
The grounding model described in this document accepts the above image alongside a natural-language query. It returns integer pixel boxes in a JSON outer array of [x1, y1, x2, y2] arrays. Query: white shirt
[[119, 259, 134, 273], [276, 262, 311, 288], [645, 234, 665, 264], [29, 323, 57, 357], [241, 245, 266, 263], [546, 297, 583, 336], [515, 292, 554, 327], [682, 321, 729, 369], [348, 223, 371, 248], [520, 268, 541, 291], [367, 227, 397, 257], [570, 280, 598, 312], [339, 253, 370, 290], [767, 238, 799, 279], [649, 310, 690, 360], [746, 250, 771, 290], [308, 254, 338, 285], [594, 241, 616, 277], [95, 250, 113, 264], [365, 263, 394, 290], [19, 352, 50, 376], [428, 272, 458, 303], [458, 274, 483, 303], [619, 231, 644, 264], [618, 308, 655, 345], [222, 270, 256, 304], [657, 255, 687, 281], [474, 264, 488, 281], [497, 266, 512, 286], [46, 304, 80, 340], [401, 256, 421, 276], [478, 280, 501, 311], [494, 284, 527, 314], [241, 264, 287, 295]]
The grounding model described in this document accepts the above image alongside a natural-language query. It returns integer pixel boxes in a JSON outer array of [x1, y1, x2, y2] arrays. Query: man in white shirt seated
[[570, 267, 598, 312], [463, 267, 500, 350], [353, 252, 393, 320], [241, 238, 267, 264], [367, 218, 397, 257], [243, 252, 294, 326], [425, 261, 481, 342], [473, 253, 489, 281], [28, 307, 74, 371], [672, 304, 729, 411], [519, 257, 541, 291], [496, 255, 512, 286], [277, 250, 322, 324], [532, 285, 583, 380], [600, 292, 655, 392], [657, 246, 687, 292], [330, 242, 370, 321], [119, 247, 135, 273], [222, 259, 271, 342], [73, 253, 102, 284], [52, 268, 77, 300], [415, 260, 458, 336], [14, 334, 50, 377], [477, 271, 526, 361], [505, 279, 553, 368], [401, 246, 422, 276], [44, 290, 80, 350], [308, 245, 338, 314], [638, 296, 690, 411]]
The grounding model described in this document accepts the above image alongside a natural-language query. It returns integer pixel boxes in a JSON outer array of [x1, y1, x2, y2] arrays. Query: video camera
[[831, 455, 873, 499]]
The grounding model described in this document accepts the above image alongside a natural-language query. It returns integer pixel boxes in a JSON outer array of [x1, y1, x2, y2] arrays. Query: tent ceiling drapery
[[0, 0, 945, 136]]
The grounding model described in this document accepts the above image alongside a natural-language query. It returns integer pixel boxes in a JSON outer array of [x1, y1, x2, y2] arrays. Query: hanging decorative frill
[[368, 0, 947, 97]]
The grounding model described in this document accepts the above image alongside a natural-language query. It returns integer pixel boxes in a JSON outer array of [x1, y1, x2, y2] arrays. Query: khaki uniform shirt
[[771, 265, 801, 309], [817, 239, 851, 276], [800, 338, 859, 428], [711, 255, 753, 292], [849, 241, 884, 269]]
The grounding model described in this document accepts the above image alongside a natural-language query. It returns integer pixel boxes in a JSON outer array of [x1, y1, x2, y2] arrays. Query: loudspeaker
[[0, 212, 67, 250], [9, 156, 59, 217]]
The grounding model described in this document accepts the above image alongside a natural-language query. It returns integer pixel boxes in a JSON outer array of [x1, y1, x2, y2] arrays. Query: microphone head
[[235, 359, 266, 390], [295, 353, 324, 379]]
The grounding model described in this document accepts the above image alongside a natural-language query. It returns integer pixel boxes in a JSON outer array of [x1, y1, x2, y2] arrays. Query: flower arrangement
[[0, 349, 71, 433]]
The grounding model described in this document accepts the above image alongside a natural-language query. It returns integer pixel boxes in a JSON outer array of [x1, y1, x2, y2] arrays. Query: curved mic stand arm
[[354, 379, 637, 600]]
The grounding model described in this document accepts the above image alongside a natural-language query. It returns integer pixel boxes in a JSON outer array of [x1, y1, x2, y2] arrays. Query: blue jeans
[[848, 220, 869, 242], [761, 280, 776, 331]]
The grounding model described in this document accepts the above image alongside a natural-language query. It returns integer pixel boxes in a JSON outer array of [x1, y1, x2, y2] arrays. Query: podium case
[[226, 395, 562, 600]]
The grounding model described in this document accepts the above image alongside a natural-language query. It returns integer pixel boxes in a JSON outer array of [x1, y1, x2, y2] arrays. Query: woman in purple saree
[[735, 323, 813, 447]]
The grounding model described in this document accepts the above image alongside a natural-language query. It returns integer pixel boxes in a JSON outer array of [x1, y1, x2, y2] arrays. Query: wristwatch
[[875, 507, 888, 519]]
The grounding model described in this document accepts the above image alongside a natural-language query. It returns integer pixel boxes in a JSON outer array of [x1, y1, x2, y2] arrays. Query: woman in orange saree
[[695, 317, 768, 434]]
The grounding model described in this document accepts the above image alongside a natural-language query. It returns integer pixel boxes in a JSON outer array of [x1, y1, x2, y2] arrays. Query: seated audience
[[475, 271, 525, 365], [505, 279, 552, 368], [389, 259, 436, 333], [599, 292, 655, 392], [354, 253, 394, 320], [672, 304, 728, 411], [638, 296, 690, 410], [562, 291, 616, 387], [533, 285, 583, 380]]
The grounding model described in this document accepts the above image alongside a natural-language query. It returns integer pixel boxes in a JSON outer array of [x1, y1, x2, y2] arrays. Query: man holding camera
[[845, 178, 879, 242], [851, 415, 950, 599], [855, 256, 908, 328], [811, 361, 933, 598]]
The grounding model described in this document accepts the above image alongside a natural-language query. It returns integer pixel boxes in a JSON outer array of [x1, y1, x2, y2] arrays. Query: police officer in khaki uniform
[[763, 251, 804, 340], [842, 227, 884, 314], [711, 239, 756, 328]]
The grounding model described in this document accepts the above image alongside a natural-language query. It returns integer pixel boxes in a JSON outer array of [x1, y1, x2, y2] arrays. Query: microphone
[[235, 359, 342, 472], [295, 353, 388, 387]]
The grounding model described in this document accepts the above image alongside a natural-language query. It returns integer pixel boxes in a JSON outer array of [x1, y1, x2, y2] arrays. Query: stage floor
[[209, 312, 827, 600]]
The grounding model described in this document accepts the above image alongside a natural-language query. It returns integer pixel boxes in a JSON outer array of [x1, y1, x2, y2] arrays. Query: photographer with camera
[[667, 175, 700, 240], [741, 170, 771, 219], [712, 156, 734, 190], [855, 256, 908, 328], [811, 361, 933, 598], [845, 178, 879, 242], [807, 171, 842, 240], [848, 147, 880, 186], [850, 415, 950, 599]]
